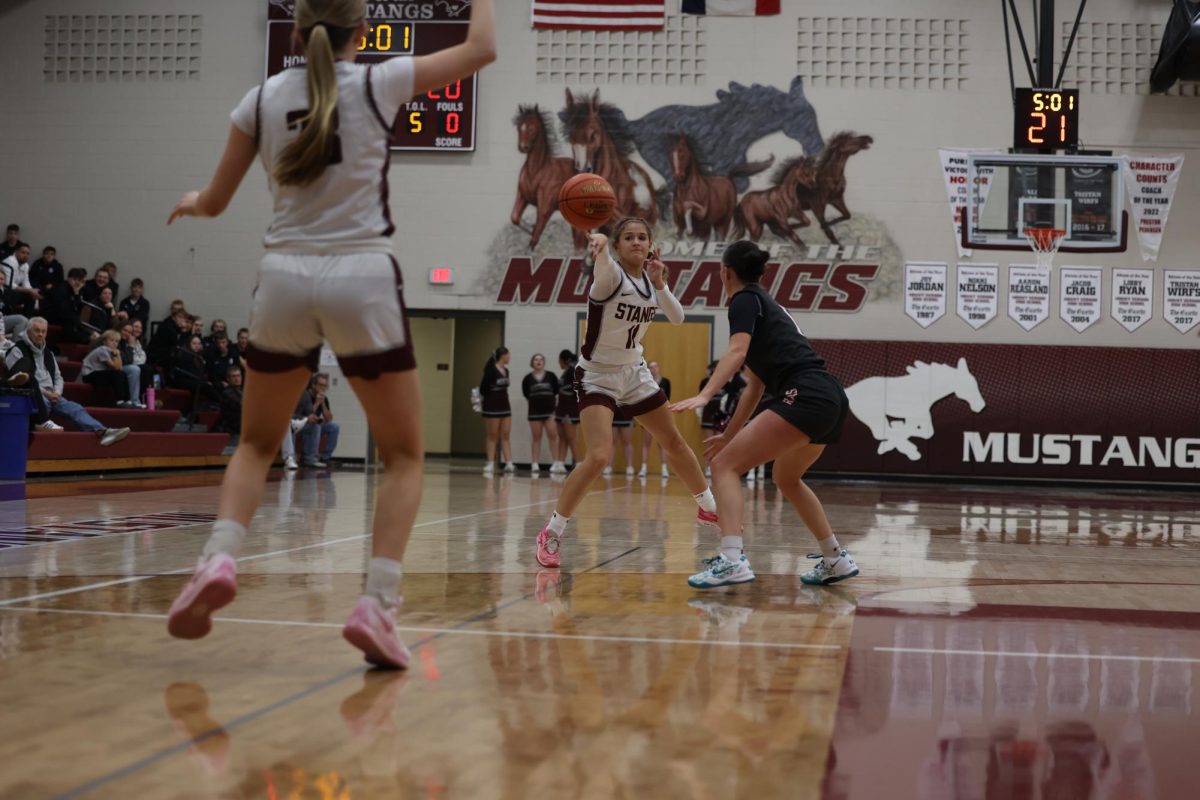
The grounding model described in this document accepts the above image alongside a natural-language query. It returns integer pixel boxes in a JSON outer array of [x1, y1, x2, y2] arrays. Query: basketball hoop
[[1024, 226, 1065, 273]]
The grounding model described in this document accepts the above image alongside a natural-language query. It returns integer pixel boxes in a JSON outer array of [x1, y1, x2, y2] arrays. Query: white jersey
[[579, 257, 661, 369], [230, 58, 415, 252]]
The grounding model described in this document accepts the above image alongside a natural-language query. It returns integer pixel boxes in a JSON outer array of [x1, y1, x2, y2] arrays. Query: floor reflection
[[828, 606, 1198, 799]]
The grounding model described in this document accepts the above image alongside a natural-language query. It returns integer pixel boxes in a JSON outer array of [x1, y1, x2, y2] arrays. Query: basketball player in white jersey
[[163, 0, 496, 669], [535, 217, 720, 568]]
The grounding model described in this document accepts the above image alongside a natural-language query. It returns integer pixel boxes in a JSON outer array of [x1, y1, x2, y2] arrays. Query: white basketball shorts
[[574, 359, 667, 417], [246, 251, 414, 379]]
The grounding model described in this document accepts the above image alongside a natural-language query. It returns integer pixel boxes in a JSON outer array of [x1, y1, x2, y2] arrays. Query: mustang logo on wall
[[845, 358, 987, 461], [488, 78, 903, 308]]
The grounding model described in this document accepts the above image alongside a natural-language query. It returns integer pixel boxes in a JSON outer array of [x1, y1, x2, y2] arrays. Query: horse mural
[[512, 104, 581, 250], [560, 89, 658, 227], [731, 156, 817, 247], [845, 358, 986, 461], [795, 131, 874, 245], [625, 77, 823, 194], [669, 133, 738, 240]]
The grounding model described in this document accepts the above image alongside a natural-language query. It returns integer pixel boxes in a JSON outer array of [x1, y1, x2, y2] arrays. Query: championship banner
[[955, 263, 999, 330], [1122, 154, 1184, 262], [1111, 268, 1154, 332], [1007, 265, 1051, 331], [939, 149, 998, 257], [904, 262, 947, 328], [1058, 267, 1102, 333], [1163, 270, 1200, 334]]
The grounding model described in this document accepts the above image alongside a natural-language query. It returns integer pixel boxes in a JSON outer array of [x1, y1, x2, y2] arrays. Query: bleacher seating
[[20, 325, 231, 474]]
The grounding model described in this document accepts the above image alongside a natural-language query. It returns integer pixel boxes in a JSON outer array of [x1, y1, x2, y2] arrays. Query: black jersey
[[480, 363, 511, 415], [727, 284, 827, 395], [523, 371, 559, 418]]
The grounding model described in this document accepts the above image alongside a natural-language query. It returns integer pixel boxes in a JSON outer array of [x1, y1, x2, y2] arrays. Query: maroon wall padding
[[87, 408, 182, 433], [28, 432, 229, 460], [812, 339, 1200, 484]]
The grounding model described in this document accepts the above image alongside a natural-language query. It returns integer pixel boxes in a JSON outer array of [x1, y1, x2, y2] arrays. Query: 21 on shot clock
[[1013, 88, 1079, 151], [265, 0, 478, 152]]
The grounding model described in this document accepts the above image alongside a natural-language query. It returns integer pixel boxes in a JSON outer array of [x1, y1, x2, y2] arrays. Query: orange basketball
[[558, 173, 617, 230]]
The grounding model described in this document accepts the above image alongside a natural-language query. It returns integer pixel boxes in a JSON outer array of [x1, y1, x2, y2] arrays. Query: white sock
[[720, 535, 743, 562], [201, 519, 247, 559], [819, 535, 841, 563], [365, 557, 403, 606], [547, 511, 570, 536], [693, 488, 717, 513]]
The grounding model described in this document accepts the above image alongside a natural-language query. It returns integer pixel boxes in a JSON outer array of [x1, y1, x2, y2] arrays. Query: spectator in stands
[[29, 246, 64, 295], [149, 308, 191, 366], [295, 372, 339, 468], [203, 319, 227, 351], [82, 264, 115, 304], [80, 330, 132, 407], [190, 316, 205, 339], [205, 332, 239, 388], [0, 244, 40, 314], [218, 365, 244, 440], [80, 285, 117, 335], [118, 321, 150, 408], [234, 327, 250, 371], [0, 316, 23, 385], [0, 224, 26, 262], [43, 267, 91, 344], [0, 269, 29, 342], [170, 334, 223, 406], [4, 317, 130, 443], [118, 278, 150, 328], [131, 318, 146, 344]]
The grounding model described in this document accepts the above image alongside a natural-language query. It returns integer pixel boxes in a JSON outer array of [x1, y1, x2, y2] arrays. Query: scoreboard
[[1012, 88, 1079, 152], [265, 0, 478, 152]]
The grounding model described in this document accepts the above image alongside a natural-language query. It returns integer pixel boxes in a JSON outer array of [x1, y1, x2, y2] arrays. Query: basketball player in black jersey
[[672, 241, 859, 589]]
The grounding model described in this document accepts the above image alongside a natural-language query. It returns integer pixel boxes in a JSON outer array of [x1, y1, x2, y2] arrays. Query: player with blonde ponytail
[[272, 0, 357, 187], [165, 0, 496, 669]]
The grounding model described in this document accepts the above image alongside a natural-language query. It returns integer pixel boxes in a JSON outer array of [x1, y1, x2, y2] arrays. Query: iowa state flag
[[682, 0, 780, 15], [532, 1, 666, 31]]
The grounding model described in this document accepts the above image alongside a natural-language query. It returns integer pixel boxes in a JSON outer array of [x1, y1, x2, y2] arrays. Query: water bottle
[[147, 374, 161, 410]]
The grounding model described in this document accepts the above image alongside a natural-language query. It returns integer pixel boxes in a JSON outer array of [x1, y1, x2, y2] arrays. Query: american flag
[[531, 1, 665, 32]]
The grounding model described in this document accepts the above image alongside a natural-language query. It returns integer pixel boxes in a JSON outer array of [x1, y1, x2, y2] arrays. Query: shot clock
[[1013, 88, 1079, 151], [265, 0, 478, 152]]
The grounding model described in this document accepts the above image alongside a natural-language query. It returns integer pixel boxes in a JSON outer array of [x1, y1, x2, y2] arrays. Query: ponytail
[[273, 23, 341, 187], [487, 346, 510, 368]]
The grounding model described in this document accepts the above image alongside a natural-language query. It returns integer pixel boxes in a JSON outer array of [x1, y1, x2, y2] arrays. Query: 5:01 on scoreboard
[[1012, 88, 1079, 151], [265, 0, 478, 152]]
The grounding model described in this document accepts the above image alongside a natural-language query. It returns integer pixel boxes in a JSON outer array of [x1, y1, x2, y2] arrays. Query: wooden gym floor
[[1, 465, 1198, 799]]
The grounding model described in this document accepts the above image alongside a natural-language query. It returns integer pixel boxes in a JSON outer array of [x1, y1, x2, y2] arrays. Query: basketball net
[[1023, 226, 1065, 274]]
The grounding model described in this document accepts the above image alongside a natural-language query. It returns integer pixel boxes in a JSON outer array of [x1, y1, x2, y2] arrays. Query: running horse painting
[[731, 156, 817, 247], [668, 133, 737, 240], [511, 104, 580, 250], [560, 89, 658, 228], [794, 131, 874, 245]]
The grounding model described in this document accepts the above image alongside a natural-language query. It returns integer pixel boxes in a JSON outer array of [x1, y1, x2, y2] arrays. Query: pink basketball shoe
[[167, 553, 238, 640], [535, 527, 561, 568], [342, 595, 411, 670], [696, 508, 720, 528]]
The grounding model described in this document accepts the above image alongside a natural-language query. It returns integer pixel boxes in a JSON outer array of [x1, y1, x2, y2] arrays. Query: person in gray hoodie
[[4, 317, 130, 445]]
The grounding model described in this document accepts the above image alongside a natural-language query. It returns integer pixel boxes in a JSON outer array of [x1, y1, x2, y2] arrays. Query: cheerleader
[[480, 346, 514, 475], [522, 353, 562, 474]]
